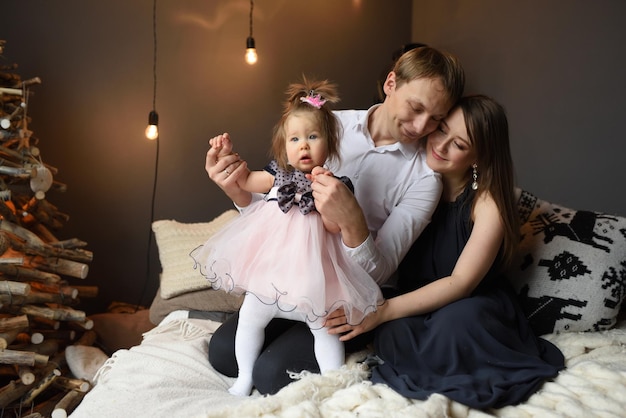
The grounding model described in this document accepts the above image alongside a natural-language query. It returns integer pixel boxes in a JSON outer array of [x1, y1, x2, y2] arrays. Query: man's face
[[384, 73, 451, 143]]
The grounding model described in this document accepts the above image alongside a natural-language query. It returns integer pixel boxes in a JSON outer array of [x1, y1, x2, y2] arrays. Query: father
[[204, 46, 465, 394]]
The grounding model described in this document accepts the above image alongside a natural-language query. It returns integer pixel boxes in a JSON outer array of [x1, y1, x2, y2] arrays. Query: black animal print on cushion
[[507, 189, 626, 335]]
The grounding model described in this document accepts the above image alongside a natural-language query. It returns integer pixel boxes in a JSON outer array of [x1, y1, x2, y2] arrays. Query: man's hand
[[310, 170, 369, 248], [205, 133, 251, 206]]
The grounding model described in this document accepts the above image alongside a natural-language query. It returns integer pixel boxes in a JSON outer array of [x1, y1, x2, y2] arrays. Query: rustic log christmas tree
[[0, 40, 97, 417]]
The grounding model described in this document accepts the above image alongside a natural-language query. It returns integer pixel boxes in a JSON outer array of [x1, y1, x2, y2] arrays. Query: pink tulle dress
[[190, 160, 383, 326]]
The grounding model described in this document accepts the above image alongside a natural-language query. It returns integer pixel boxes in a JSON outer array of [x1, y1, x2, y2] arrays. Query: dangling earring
[[471, 164, 478, 190]]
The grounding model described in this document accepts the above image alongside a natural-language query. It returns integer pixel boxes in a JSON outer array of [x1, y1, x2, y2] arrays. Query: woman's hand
[[205, 133, 251, 207], [324, 304, 386, 342]]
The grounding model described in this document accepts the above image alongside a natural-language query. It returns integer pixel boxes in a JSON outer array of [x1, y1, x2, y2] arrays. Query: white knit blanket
[[70, 316, 626, 418]]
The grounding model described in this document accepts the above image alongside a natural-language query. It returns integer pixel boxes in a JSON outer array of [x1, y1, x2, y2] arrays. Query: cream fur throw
[[70, 316, 626, 418], [207, 325, 626, 418]]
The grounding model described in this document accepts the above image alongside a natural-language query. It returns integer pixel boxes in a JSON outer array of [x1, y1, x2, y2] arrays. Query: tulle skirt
[[190, 200, 383, 326]]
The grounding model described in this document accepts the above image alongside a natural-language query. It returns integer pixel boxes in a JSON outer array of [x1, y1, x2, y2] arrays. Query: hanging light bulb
[[145, 110, 159, 140], [245, 36, 257, 65], [245, 0, 257, 65]]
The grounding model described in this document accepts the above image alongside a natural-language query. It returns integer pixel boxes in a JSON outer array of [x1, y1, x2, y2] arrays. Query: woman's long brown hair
[[459, 94, 520, 269]]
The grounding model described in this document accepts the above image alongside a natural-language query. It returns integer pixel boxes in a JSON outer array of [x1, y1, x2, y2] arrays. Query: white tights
[[228, 294, 344, 396]]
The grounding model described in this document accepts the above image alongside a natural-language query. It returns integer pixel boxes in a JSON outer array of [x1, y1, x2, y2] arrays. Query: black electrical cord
[[249, 0, 254, 39], [136, 0, 159, 312], [151, 0, 157, 113]]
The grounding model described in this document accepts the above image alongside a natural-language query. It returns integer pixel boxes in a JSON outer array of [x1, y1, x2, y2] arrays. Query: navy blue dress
[[370, 186, 565, 409]]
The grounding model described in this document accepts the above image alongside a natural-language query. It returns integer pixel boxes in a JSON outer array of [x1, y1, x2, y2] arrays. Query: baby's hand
[[209, 133, 234, 157], [306, 166, 333, 182]]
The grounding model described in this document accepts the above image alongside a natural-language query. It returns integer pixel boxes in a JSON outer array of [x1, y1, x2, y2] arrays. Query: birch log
[[0, 314, 29, 331], [52, 389, 86, 418], [0, 379, 32, 408], [29, 282, 78, 299], [0, 263, 61, 284], [24, 256, 89, 279], [21, 367, 62, 405], [0, 328, 21, 348], [19, 304, 86, 322], [0, 280, 30, 296], [0, 348, 48, 366], [52, 376, 90, 393], [17, 364, 36, 385]]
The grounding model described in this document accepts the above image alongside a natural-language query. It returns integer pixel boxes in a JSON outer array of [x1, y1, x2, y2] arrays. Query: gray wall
[[3, 1, 624, 314], [1, 0, 412, 313], [412, 0, 626, 216]]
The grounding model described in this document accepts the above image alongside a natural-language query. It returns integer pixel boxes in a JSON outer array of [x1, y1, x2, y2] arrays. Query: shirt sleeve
[[345, 173, 442, 285]]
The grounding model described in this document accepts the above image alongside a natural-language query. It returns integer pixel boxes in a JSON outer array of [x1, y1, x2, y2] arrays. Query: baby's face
[[284, 113, 328, 173]]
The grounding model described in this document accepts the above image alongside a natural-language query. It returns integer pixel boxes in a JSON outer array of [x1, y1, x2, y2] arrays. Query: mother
[[330, 95, 565, 409]]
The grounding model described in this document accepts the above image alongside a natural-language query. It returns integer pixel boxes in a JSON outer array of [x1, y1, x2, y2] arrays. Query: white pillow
[[152, 210, 239, 299]]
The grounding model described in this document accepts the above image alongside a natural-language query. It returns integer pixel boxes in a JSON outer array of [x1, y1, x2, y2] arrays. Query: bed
[[69, 189, 626, 418]]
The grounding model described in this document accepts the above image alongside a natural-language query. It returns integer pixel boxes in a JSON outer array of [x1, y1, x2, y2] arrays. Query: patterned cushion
[[507, 189, 626, 335]]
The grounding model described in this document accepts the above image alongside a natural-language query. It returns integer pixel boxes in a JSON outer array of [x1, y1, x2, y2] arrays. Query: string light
[[245, 0, 257, 65], [145, 110, 158, 140], [136, 0, 161, 311]]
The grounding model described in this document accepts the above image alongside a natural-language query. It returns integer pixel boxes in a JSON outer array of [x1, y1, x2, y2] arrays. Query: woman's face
[[425, 107, 477, 176]]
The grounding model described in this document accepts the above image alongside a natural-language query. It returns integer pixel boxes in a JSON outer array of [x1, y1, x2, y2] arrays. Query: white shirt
[[238, 104, 442, 285], [327, 106, 442, 284]]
